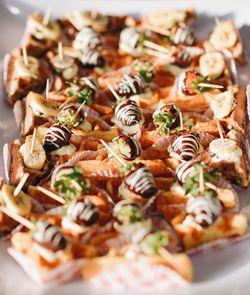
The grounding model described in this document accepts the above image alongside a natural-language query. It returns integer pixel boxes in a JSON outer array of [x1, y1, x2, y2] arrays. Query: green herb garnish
[[133, 61, 155, 83], [153, 111, 175, 134], [140, 230, 169, 256], [67, 81, 94, 105], [184, 163, 218, 198], [116, 204, 143, 225], [54, 166, 89, 202], [191, 75, 208, 94], [58, 108, 83, 128]]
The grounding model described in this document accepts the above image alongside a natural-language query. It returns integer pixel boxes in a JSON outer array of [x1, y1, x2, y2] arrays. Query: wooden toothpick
[[73, 101, 85, 119], [100, 139, 126, 166], [45, 78, 50, 101], [37, 186, 65, 204], [42, 6, 52, 26], [143, 40, 170, 54], [30, 127, 37, 154], [106, 82, 120, 101], [58, 41, 64, 61], [22, 45, 28, 66], [199, 166, 204, 194], [179, 110, 183, 130], [60, 96, 75, 109], [144, 48, 171, 61], [156, 122, 165, 136], [0, 207, 34, 230], [198, 83, 224, 89], [143, 23, 171, 37], [13, 173, 30, 197], [216, 120, 224, 142]]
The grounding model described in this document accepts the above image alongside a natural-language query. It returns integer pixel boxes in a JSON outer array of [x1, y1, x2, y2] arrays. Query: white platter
[[0, 1, 250, 294]]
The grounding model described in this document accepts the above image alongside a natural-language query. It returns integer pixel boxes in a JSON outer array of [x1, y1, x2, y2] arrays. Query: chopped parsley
[[140, 230, 169, 256], [67, 81, 94, 105], [133, 61, 155, 83]]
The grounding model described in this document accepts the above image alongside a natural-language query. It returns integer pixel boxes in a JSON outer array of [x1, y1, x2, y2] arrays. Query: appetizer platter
[[1, 0, 250, 292]]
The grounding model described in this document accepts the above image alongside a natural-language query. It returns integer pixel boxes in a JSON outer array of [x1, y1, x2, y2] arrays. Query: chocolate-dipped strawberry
[[119, 163, 158, 199], [117, 74, 147, 98], [119, 27, 145, 56], [32, 220, 67, 252], [73, 27, 101, 51], [172, 48, 192, 68], [79, 47, 105, 68], [52, 165, 89, 201], [178, 70, 207, 96], [58, 104, 84, 128], [170, 131, 201, 162], [185, 196, 222, 228], [171, 25, 195, 46], [109, 135, 140, 161], [43, 123, 71, 152], [153, 103, 180, 134], [113, 200, 143, 225], [67, 77, 99, 105], [133, 60, 155, 83], [64, 198, 99, 231], [113, 99, 144, 135], [176, 160, 195, 184]]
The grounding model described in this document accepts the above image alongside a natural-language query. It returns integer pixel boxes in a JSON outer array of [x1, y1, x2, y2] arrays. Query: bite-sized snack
[[67, 77, 99, 105], [175, 160, 196, 185], [169, 131, 201, 162], [65, 10, 125, 33], [29, 92, 59, 118], [109, 135, 140, 160], [117, 74, 147, 98], [43, 123, 72, 153], [172, 48, 192, 68], [184, 196, 222, 228], [119, 27, 145, 56], [62, 198, 99, 234], [78, 47, 105, 68], [210, 90, 235, 119], [113, 99, 144, 135], [119, 163, 158, 201], [209, 20, 245, 64], [51, 53, 78, 80], [113, 200, 143, 225], [199, 51, 225, 80], [171, 25, 195, 46], [153, 103, 180, 134], [51, 166, 89, 202], [133, 60, 155, 83], [178, 70, 208, 96], [73, 27, 101, 51], [145, 8, 196, 30], [24, 12, 61, 55], [5, 48, 49, 106], [57, 103, 92, 132], [19, 135, 46, 170], [0, 184, 32, 216]]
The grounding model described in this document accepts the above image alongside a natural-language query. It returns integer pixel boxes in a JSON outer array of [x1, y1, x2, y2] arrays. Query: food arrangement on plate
[[1, 6, 250, 290]]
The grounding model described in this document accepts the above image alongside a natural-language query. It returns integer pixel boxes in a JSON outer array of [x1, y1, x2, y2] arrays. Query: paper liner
[[8, 248, 85, 284], [87, 260, 189, 291]]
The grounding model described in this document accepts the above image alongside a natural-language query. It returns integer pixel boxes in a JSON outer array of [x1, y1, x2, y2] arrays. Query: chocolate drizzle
[[186, 196, 222, 228], [176, 160, 195, 184], [115, 99, 142, 127], [117, 74, 146, 97], [172, 132, 200, 161], [67, 198, 99, 226], [43, 123, 71, 152], [33, 220, 67, 252], [124, 163, 158, 198], [79, 48, 105, 68]]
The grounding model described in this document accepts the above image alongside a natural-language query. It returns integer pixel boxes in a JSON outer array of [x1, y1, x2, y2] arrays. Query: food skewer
[[58, 41, 64, 61], [199, 166, 204, 194], [29, 127, 37, 154], [45, 78, 50, 101], [216, 119, 224, 142], [13, 172, 30, 197], [22, 45, 29, 66], [42, 6, 52, 26], [106, 82, 121, 101], [37, 186, 65, 204], [100, 139, 126, 166], [0, 206, 34, 230]]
